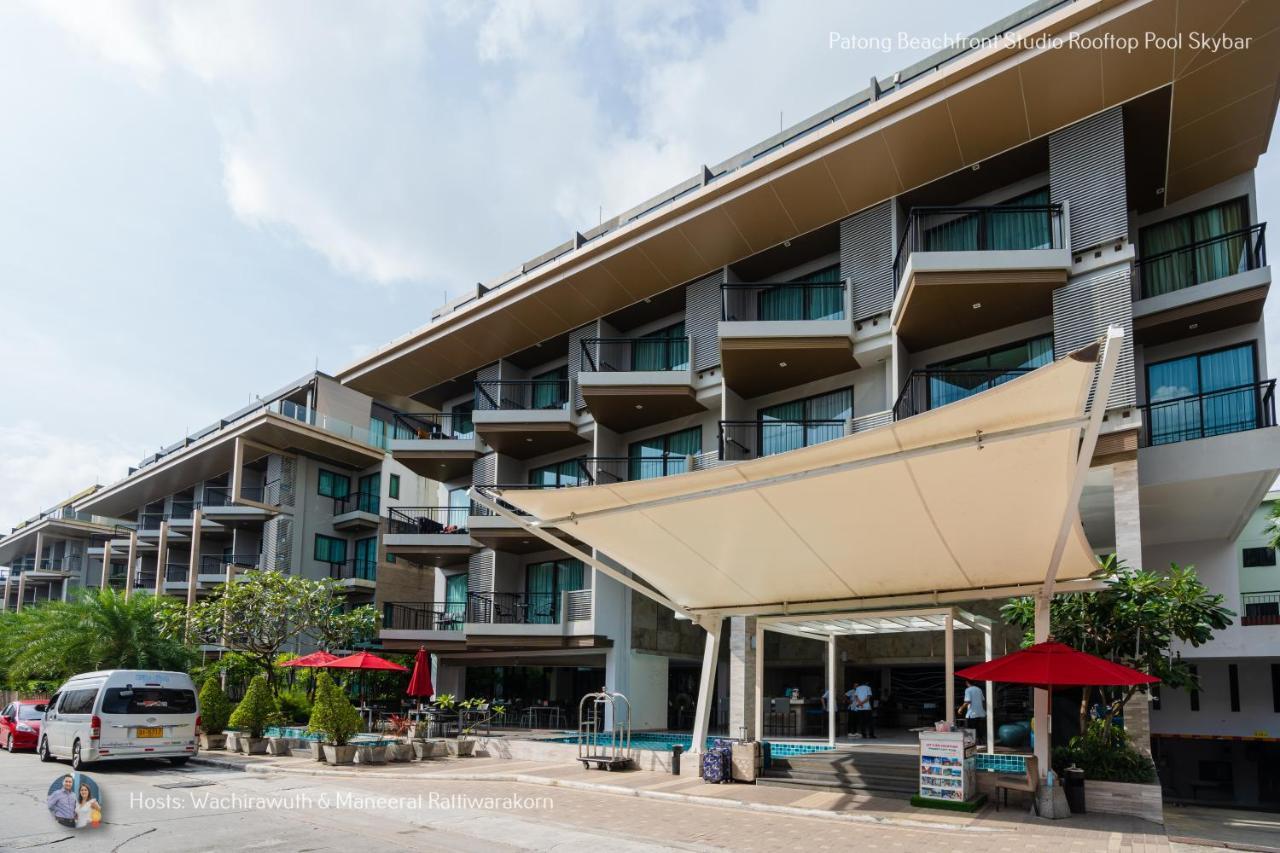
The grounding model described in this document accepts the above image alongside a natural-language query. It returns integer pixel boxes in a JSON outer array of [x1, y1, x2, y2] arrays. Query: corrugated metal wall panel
[[476, 362, 499, 384], [686, 271, 723, 372], [840, 201, 895, 320], [1052, 265, 1136, 407], [568, 322, 595, 411], [1049, 107, 1127, 253], [467, 550, 495, 596], [472, 453, 496, 486]]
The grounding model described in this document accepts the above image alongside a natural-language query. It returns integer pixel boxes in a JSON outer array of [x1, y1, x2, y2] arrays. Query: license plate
[[135, 727, 163, 738]]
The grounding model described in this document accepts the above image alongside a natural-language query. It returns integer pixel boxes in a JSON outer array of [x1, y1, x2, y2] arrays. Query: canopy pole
[[944, 613, 955, 728], [690, 617, 722, 761], [983, 628, 994, 755], [753, 622, 764, 744], [1033, 594, 1051, 779], [827, 635, 837, 748]]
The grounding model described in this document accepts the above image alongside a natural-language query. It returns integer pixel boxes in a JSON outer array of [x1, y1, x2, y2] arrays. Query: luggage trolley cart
[[577, 689, 634, 771]]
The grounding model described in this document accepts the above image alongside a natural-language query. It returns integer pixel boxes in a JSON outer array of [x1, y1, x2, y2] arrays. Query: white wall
[[1150, 657, 1279, 738], [627, 651, 670, 730]]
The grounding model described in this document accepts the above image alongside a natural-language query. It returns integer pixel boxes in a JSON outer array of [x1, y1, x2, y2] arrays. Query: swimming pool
[[538, 732, 832, 757]]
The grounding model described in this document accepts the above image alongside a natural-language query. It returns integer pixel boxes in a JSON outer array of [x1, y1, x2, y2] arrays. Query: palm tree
[[0, 589, 193, 688], [1268, 500, 1280, 551]]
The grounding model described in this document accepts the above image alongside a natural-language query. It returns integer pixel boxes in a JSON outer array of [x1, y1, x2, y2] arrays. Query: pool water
[[540, 732, 832, 757], [262, 726, 394, 746]]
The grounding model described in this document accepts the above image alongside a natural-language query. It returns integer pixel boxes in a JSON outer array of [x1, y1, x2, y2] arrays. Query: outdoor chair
[[993, 755, 1039, 814]]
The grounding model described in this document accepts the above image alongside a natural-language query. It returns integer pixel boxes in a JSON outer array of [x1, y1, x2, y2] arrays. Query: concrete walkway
[[192, 750, 1171, 850], [1165, 805, 1280, 852]]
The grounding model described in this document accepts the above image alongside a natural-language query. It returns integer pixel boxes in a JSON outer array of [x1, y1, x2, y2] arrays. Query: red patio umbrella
[[323, 651, 409, 672], [406, 647, 434, 700], [280, 650, 339, 668], [955, 641, 1159, 690]]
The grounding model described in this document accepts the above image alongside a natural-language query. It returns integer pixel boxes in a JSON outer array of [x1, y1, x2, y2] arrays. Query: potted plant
[[197, 679, 232, 750], [384, 715, 415, 762], [443, 697, 504, 757], [228, 675, 279, 755], [308, 673, 363, 766]]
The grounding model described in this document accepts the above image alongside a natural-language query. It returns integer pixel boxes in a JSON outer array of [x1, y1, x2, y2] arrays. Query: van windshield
[[100, 687, 197, 715]]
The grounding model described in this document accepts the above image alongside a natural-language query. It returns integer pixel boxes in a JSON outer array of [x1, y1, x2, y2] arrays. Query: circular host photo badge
[[46, 773, 102, 829]]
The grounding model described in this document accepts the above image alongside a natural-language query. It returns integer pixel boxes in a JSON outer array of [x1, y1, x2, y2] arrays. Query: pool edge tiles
[[534, 732, 833, 756]]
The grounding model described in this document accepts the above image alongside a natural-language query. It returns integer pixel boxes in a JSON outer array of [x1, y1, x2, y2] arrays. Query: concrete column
[[727, 615, 757, 740], [827, 635, 837, 747], [753, 622, 764, 742], [61, 578, 69, 601], [154, 521, 168, 595], [2, 575, 9, 611], [15, 571, 26, 612], [1033, 594, 1051, 779], [33, 532, 44, 572], [123, 531, 137, 600], [984, 628, 995, 754], [185, 508, 202, 633], [690, 618, 722, 758], [1112, 458, 1142, 570], [99, 545, 111, 591], [944, 613, 955, 727]]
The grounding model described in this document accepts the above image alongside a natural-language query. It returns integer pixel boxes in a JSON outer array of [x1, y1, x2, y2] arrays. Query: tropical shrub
[[197, 679, 233, 734], [275, 687, 312, 724], [1052, 719, 1156, 784], [307, 673, 362, 746], [228, 675, 280, 739]]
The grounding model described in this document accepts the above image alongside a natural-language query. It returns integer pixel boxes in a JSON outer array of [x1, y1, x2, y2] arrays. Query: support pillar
[[1033, 594, 1051, 779], [15, 571, 26, 612], [1112, 458, 1142, 570], [728, 615, 757, 740], [690, 618, 722, 759], [99, 544, 111, 591], [184, 509, 202, 635], [944, 613, 955, 727], [33, 532, 44, 573], [753, 622, 764, 743], [1, 575, 9, 611], [61, 578, 69, 601], [154, 521, 168, 596], [123, 531, 137, 600], [983, 628, 995, 754], [827, 635, 837, 748]]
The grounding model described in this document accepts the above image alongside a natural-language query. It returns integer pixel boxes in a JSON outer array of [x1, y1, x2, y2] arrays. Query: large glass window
[[388, 473, 400, 500], [353, 537, 377, 581], [1139, 197, 1250, 296], [628, 426, 701, 479], [355, 474, 380, 514], [632, 321, 688, 371], [758, 263, 843, 321], [757, 389, 851, 456], [927, 335, 1054, 409], [314, 534, 347, 565], [524, 558, 586, 624], [369, 416, 389, 450], [444, 572, 469, 619], [451, 399, 475, 438], [317, 469, 350, 499], [528, 457, 588, 488], [447, 487, 471, 529], [1145, 343, 1257, 445], [530, 366, 568, 409], [922, 187, 1053, 252]]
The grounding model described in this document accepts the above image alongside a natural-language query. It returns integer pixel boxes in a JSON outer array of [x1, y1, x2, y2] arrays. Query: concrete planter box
[[224, 731, 243, 752], [446, 738, 476, 757], [198, 733, 225, 751], [239, 737, 268, 755], [324, 744, 356, 766], [309, 741, 326, 762], [1084, 779, 1163, 825], [266, 737, 291, 756], [388, 742, 415, 762], [412, 740, 440, 760], [355, 745, 388, 765]]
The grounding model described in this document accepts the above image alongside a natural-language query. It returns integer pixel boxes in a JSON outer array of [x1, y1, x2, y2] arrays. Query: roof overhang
[[0, 517, 116, 565], [476, 337, 1116, 617], [338, 0, 1279, 400]]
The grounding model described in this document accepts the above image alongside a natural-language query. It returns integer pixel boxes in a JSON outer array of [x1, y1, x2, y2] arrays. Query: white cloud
[[0, 423, 136, 531]]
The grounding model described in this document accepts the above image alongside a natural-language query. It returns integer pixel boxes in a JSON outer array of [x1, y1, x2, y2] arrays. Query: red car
[[0, 700, 46, 752]]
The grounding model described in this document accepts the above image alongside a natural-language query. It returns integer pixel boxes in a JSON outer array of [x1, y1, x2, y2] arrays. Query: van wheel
[[71, 741, 83, 770], [39, 738, 53, 762], [169, 757, 189, 766]]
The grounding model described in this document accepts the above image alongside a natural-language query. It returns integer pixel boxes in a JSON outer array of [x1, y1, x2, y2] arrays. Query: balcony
[[717, 413, 891, 461], [380, 602, 467, 644], [1138, 380, 1276, 447], [468, 485, 585, 553], [322, 558, 378, 590], [891, 204, 1069, 350], [200, 482, 280, 527], [719, 280, 854, 396], [1132, 224, 1269, 345], [893, 368, 1033, 421], [1242, 591, 1280, 626], [464, 589, 594, 638], [578, 337, 704, 429], [383, 507, 478, 567], [331, 491, 381, 531], [472, 380, 586, 458], [388, 412, 483, 480]]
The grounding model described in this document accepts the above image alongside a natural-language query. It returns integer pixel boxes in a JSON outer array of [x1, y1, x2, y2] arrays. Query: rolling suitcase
[[731, 740, 762, 782], [700, 746, 731, 783]]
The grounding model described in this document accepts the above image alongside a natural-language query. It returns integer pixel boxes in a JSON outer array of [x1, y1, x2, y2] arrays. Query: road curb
[[188, 756, 1008, 834]]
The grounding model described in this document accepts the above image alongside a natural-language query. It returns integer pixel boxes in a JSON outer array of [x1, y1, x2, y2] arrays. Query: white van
[[40, 670, 200, 769]]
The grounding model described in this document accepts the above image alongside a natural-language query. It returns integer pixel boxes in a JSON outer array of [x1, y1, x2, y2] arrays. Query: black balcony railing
[[202, 480, 280, 507], [325, 559, 378, 582], [580, 337, 690, 372], [718, 420, 846, 461], [893, 369, 1033, 421], [392, 411, 475, 441], [721, 280, 847, 322], [169, 499, 196, 520], [137, 512, 166, 529], [199, 554, 261, 575], [164, 563, 190, 583], [382, 601, 464, 631], [475, 379, 570, 412], [37, 556, 81, 573], [386, 506, 469, 535], [1135, 223, 1267, 300], [587, 455, 693, 483], [467, 591, 561, 625], [334, 491, 380, 516], [134, 569, 157, 587], [1138, 380, 1276, 447], [1242, 590, 1280, 626], [893, 203, 1065, 290]]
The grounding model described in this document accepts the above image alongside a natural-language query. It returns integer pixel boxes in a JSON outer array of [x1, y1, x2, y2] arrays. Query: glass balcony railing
[[1138, 380, 1276, 447], [580, 338, 690, 372], [721, 281, 847, 322], [1135, 223, 1266, 300]]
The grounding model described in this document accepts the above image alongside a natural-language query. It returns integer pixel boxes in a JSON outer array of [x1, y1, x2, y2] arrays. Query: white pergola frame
[[470, 328, 1123, 778]]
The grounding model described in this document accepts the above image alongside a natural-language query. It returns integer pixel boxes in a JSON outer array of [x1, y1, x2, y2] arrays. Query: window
[[444, 573, 469, 619], [524, 558, 586, 624], [1244, 547, 1277, 568], [1229, 664, 1241, 712], [531, 365, 568, 409], [353, 537, 377, 581], [317, 469, 350, 499], [388, 473, 400, 500], [922, 187, 1054, 252], [100, 687, 196, 715], [757, 389, 851, 456], [355, 473, 380, 514], [628, 427, 701, 479], [1139, 196, 1251, 296], [59, 689, 98, 715], [369, 416, 389, 450], [928, 335, 1054, 410], [15, 705, 42, 721], [1189, 664, 1200, 712], [1145, 343, 1258, 445], [529, 458, 588, 488], [758, 263, 843, 321], [447, 487, 471, 529], [451, 400, 475, 438], [314, 534, 347, 565], [632, 321, 689, 371]]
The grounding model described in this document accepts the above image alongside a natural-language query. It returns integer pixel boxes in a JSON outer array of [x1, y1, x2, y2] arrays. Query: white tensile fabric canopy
[[482, 342, 1106, 616]]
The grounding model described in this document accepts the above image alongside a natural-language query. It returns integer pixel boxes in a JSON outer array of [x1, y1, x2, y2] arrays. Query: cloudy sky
[[1, 0, 1277, 532]]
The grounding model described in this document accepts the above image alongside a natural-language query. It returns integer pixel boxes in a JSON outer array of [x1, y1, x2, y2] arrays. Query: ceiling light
[[778, 361, 788, 368], [634, 404, 644, 410], [972, 302, 982, 310], [783, 240, 792, 248], [1188, 323, 1199, 330], [525, 437, 534, 442]]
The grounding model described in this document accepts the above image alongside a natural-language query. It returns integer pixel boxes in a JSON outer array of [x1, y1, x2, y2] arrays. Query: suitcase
[[760, 741, 773, 770], [731, 741, 762, 782], [701, 746, 731, 783]]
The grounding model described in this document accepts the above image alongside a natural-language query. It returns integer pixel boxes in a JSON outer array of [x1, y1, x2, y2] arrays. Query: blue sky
[[1, 0, 1277, 530]]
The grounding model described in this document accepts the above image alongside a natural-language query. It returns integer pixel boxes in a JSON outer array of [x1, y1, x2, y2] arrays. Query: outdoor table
[[521, 705, 565, 729]]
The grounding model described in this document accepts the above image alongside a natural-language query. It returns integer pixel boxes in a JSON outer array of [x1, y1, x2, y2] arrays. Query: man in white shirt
[[962, 680, 987, 745], [851, 680, 876, 739]]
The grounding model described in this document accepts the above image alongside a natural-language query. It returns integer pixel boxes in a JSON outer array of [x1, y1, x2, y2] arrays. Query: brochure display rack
[[917, 729, 977, 803]]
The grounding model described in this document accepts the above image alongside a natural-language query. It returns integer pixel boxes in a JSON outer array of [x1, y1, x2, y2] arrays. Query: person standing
[[852, 679, 876, 739], [47, 775, 76, 828], [961, 679, 987, 745]]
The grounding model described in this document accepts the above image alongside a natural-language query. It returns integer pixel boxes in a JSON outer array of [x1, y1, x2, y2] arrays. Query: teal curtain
[[759, 399, 805, 456], [531, 366, 567, 409], [758, 286, 804, 321], [1199, 345, 1256, 437], [557, 559, 585, 592], [632, 321, 688, 371], [529, 457, 587, 487], [805, 389, 851, 446], [924, 213, 978, 251], [1146, 344, 1255, 444], [318, 470, 350, 499], [447, 487, 470, 528], [757, 264, 842, 321], [369, 417, 388, 450], [353, 537, 377, 580], [356, 474, 380, 513], [806, 264, 843, 320], [929, 334, 1053, 409], [315, 535, 347, 564], [452, 400, 475, 438], [1193, 198, 1248, 284], [1141, 198, 1249, 296], [444, 573, 468, 618], [525, 562, 557, 624], [991, 187, 1052, 250], [628, 426, 699, 479]]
